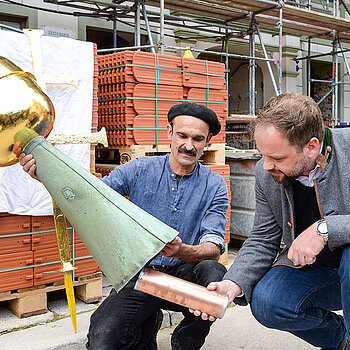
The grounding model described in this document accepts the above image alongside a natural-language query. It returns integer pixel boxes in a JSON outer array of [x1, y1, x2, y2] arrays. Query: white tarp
[[0, 30, 94, 215]]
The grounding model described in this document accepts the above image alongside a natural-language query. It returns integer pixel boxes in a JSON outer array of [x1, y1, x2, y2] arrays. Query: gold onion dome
[[0, 56, 54, 167]]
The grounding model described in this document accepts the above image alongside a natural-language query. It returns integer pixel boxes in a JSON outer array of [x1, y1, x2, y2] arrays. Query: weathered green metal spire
[[24, 136, 178, 291]]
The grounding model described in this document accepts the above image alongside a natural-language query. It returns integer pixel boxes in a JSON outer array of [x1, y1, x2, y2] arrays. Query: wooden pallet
[[0, 272, 102, 318], [96, 143, 226, 166]]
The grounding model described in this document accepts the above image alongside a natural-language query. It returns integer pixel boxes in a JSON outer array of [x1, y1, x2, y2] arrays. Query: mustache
[[178, 147, 197, 156]]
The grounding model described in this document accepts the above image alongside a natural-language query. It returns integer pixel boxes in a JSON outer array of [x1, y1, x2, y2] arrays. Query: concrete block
[[76, 277, 102, 303], [9, 292, 47, 318]]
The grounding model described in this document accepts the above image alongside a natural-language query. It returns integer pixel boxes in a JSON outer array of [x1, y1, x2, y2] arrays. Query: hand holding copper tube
[[190, 279, 242, 321], [135, 268, 230, 319]]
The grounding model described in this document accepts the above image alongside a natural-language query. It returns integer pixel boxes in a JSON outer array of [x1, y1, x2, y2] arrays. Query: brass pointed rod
[[52, 199, 77, 333], [49, 130, 108, 333]]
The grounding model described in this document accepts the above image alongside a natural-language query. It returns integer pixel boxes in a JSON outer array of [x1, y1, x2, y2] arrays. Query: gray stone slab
[[0, 304, 55, 334]]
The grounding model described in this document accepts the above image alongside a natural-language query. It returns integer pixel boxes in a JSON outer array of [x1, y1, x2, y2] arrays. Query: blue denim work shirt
[[101, 154, 229, 267]]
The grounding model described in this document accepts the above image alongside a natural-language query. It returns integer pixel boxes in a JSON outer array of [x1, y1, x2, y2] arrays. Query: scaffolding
[[2, 0, 350, 123], [292, 31, 350, 125]]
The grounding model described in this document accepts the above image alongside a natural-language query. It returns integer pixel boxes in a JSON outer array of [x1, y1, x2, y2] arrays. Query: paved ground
[[0, 248, 319, 350], [0, 297, 317, 350], [49, 304, 317, 350]]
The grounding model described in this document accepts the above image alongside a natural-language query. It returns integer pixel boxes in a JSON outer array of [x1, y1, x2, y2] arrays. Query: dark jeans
[[86, 260, 227, 350], [250, 245, 350, 350]]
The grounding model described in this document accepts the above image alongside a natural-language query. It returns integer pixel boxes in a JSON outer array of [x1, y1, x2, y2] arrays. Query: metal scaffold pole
[[338, 38, 350, 76], [98, 44, 156, 54], [134, 0, 141, 49], [160, 0, 165, 54], [113, 11, 117, 52], [0, 23, 23, 32], [141, 1, 156, 54], [299, 35, 350, 114], [332, 31, 339, 125], [249, 13, 256, 115], [333, 0, 339, 16], [161, 44, 276, 63], [256, 23, 279, 96], [307, 37, 311, 97], [278, 0, 284, 94], [225, 29, 230, 104]]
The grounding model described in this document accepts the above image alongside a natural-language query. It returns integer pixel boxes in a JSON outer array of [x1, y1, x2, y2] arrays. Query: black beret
[[167, 102, 221, 136]]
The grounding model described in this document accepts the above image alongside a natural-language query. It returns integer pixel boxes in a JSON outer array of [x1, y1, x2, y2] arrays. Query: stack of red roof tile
[[97, 51, 227, 146], [205, 164, 231, 245], [0, 213, 100, 292]]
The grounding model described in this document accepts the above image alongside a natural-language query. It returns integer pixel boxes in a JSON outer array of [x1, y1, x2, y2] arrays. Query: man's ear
[[304, 137, 320, 159], [205, 133, 213, 146], [167, 123, 173, 141]]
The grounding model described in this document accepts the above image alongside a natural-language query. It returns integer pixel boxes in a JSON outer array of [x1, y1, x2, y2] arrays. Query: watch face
[[318, 222, 328, 234]]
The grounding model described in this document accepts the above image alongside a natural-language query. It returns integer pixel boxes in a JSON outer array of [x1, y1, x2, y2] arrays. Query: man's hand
[[159, 236, 182, 257], [288, 221, 326, 266], [18, 153, 41, 182], [159, 238, 221, 264], [190, 279, 242, 321]]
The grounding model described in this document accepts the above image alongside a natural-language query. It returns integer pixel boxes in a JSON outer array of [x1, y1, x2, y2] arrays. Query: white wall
[[38, 12, 78, 39]]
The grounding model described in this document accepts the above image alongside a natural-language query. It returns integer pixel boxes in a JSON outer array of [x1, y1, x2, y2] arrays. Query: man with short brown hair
[[200, 93, 349, 349]]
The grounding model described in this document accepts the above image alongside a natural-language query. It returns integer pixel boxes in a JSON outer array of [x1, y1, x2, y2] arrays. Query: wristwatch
[[316, 219, 329, 242]]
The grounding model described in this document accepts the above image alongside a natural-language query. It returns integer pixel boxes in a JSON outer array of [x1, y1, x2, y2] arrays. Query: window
[[86, 26, 147, 51], [0, 15, 26, 31]]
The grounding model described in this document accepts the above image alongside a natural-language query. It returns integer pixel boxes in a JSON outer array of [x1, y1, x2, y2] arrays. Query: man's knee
[[87, 318, 140, 350], [193, 260, 227, 285], [250, 279, 283, 329]]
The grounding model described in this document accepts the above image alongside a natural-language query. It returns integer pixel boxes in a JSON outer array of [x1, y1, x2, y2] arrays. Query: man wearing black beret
[[168, 102, 222, 136], [20, 102, 229, 350]]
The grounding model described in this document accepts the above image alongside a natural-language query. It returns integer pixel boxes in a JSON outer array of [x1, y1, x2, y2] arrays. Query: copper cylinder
[[134, 267, 229, 319]]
